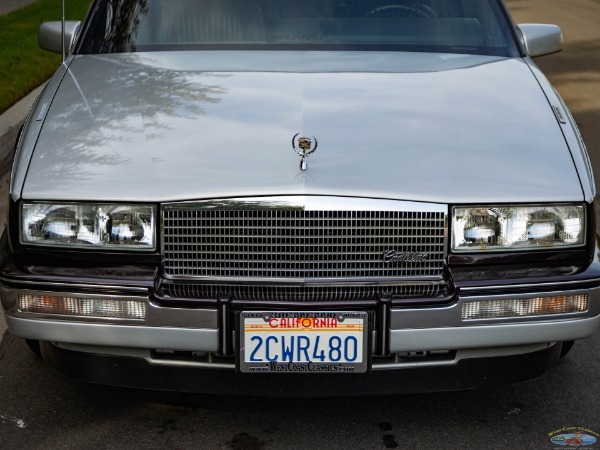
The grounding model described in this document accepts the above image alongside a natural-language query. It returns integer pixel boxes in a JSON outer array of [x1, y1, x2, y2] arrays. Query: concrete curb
[[0, 84, 45, 174]]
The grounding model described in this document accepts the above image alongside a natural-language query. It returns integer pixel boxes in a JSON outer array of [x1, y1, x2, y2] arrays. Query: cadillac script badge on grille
[[292, 133, 318, 171], [383, 250, 429, 263]]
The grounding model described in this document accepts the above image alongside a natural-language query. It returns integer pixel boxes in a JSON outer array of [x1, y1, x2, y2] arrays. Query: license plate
[[238, 311, 369, 373]]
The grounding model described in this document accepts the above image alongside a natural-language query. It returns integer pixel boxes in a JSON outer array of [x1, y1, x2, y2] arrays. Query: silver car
[[2, 0, 598, 395]]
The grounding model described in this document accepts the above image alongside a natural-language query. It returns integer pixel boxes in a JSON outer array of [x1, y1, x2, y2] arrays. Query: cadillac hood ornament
[[292, 133, 318, 171]]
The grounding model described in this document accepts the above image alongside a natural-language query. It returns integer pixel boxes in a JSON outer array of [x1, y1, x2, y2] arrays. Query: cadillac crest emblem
[[292, 133, 318, 171]]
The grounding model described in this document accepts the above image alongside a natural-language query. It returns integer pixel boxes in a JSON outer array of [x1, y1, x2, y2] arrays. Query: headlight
[[452, 204, 585, 252], [21, 203, 156, 250]]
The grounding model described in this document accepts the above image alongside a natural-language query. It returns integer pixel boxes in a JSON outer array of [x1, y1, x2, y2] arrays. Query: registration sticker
[[238, 311, 369, 373]]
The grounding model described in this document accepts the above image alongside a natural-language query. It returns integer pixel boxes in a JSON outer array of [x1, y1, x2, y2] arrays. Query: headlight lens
[[21, 203, 156, 250], [452, 204, 585, 252]]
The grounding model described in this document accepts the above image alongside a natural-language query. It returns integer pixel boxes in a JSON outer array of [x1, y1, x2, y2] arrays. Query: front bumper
[[3, 242, 600, 393], [3, 274, 600, 363], [4, 286, 600, 355]]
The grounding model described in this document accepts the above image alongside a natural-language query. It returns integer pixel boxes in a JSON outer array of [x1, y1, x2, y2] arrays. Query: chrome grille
[[163, 207, 445, 279]]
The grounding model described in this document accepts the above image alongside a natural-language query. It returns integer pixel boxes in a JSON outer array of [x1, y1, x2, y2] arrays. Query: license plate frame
[[237, 311, 369, 374]]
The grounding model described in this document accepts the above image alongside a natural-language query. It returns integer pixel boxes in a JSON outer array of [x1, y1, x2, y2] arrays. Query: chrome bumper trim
[[371, 342, 553, 370], [160, 275, 444, 285], [459, 278, 600, 293], [389, 315, 600, 352], [163, 196, 448, 213], [0, 275, 149, 293], [53, 342, 553, 371], [5, 315, 219, 352]]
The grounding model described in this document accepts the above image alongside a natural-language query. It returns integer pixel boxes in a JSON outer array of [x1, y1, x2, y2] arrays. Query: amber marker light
[[461, 294, 588, 320], [18, 294, 146, 320]]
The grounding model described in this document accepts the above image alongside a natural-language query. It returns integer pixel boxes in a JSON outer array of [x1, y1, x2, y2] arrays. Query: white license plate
[[239, 311, 369, 373]]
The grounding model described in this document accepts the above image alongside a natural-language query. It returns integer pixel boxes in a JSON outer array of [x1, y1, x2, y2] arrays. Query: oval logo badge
[[551, 433, 597, 446]]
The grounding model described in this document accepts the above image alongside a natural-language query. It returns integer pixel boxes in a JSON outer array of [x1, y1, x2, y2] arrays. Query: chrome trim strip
[[0, 276, 150, 294], [388, 316, 600, 352], [552, 105, 567, 124], [371, 343, 553, 370], [147, 358, 235, 370], [163, 196, 448, 213], [459, 278, 600, 293], [35, 103, 49, 122], [160, 275, 445, 285], [5, 316, 220, 352], [54, 342, 552, 371], [55, 342, 237, 369]]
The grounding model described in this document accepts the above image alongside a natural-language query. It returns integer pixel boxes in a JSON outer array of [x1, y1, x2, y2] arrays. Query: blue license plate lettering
[[249, 335, 263, 361]]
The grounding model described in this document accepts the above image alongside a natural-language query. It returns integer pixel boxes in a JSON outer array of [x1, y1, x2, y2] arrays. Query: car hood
[[23, 51, 583, 204]]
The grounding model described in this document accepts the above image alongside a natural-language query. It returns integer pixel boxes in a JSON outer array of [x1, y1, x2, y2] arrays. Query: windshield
[[78, 0, 520, 57]]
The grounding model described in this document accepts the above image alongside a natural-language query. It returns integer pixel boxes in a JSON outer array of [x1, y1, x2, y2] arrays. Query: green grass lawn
[[0, 0, 92, 114]]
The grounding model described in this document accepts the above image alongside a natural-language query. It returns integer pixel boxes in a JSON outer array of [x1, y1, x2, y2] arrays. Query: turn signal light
[[462, 294, 588, 320], [18, 294, 146, 320]]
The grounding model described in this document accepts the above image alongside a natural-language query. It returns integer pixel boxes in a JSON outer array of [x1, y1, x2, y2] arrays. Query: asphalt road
[[1, 1, 599, 449]]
